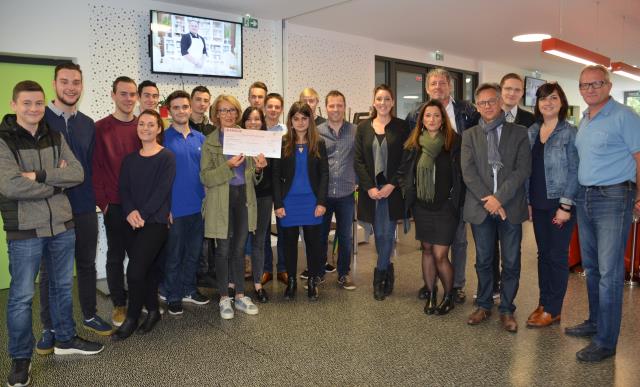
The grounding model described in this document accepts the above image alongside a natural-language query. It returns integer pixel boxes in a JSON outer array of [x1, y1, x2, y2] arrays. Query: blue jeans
[[373, 198, 396, 270], [320, 194, 355, 277], [576, 184, 635, 350], [163, 213, 204, 303], [7, 229, 76, 359], [470, 216, 522, 314], [263, 217, 286, 273]]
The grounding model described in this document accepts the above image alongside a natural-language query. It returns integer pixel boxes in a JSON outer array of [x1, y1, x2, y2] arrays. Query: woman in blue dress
[[272, 102, 329, 301]]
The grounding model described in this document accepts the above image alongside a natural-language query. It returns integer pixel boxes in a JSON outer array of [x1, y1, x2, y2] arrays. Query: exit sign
[[243, 16, 258, 29]]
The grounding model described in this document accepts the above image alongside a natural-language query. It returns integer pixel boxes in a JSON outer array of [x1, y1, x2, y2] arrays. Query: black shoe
[[418, 285, 430, 300], [453, 287, 466, 304], [182, 291, 210, 305], [55, 335, 104, 354], [284, 276, 297, 300], [138, 310, 161, 334], [383, 263, 394, 296], [300, 270, 310, 279], [565, 320, 598, 337], [324, 263, 337, 273], [424, 286, 438, 315], [228, 287, 236, 299], [373, 268, 386, 301], [307, 277, 319, 302], [576, 342, 616, 362], [436, 293, 455, 315], [7, 358, 31, 387], [167, 302, 184, 316], [111, 318, 139, 341], [254, 288, 269, 303]]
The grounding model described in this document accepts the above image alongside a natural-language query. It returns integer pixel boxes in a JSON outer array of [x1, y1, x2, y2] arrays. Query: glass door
[[395, 63, 426, 119]]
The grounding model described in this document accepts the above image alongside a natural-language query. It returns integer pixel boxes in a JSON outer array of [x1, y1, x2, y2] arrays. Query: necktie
[[505, 111, 515, 123]]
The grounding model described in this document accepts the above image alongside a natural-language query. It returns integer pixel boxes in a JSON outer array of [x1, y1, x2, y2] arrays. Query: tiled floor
[[1, 222, 639, 386]]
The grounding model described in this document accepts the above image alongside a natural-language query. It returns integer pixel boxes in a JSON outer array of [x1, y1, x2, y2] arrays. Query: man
[[248, 81, 267, 110], [317, 90, 357, 289], [181, 19, 207, 73], [161, 90, 210, 316], [461, 83, 531, 333], [500, 73, 535, 127], [300, 87, 326, 125], [36, 63, 112, 356], [406, 68, 479, 303], [189, 85, 214, 136], [1, 80, 103, 387], [93, 76, 141, 327], [265, 92, 286, 133], [566, 65, 640, 362], [137, 80, 160, 113]]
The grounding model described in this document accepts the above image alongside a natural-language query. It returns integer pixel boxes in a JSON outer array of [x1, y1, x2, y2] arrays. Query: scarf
[[479, 113, 505, 172], [416, 130, 444, 202]]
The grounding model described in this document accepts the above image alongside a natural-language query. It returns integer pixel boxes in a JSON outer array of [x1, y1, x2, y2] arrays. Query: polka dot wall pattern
[[88, 4, 280, 119]]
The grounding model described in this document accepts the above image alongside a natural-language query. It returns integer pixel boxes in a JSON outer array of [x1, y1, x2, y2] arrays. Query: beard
[[56, 91, 80, 107]]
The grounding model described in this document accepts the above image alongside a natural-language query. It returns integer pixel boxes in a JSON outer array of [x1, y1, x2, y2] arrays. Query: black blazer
[[272, 140, 328, 210], [354, 117, 410, 224], [515, 107, 536, 128]]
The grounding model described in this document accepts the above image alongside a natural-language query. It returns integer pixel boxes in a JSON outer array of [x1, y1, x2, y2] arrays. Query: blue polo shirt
[[163, 126, 205, 217], [575, 98, 640, 186]]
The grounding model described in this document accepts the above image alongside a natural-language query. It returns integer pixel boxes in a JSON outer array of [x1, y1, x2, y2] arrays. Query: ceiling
[[162, 0, 640, 89]]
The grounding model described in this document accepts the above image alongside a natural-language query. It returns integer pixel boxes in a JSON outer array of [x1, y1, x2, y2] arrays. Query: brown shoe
[[277, 272, 289, 284], [260, 272, 273, 285], [467, 308, 491, 325], [500, 314, 518, 333], [526, 311, 560, 328], [526, 305, 544, 323]]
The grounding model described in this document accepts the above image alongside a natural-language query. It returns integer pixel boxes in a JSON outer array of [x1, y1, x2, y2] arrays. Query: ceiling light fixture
[[610, 62, 640, 82], [513, 34, 551, 42], [402, 95, 419, 100], [541, 38, 610, 67]]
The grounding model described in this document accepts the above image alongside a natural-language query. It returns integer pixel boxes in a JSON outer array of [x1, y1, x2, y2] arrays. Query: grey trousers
[[451, 218, 468, 289]]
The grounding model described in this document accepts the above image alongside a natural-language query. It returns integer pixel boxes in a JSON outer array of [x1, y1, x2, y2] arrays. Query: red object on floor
[[624, 223, 640, 276], [568, 224, 581, 269]]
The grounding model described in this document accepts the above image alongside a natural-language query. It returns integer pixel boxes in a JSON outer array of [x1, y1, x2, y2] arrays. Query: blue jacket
[[405, 99, 479, 133], [527, 120, 579, 205], [45, 107, 96, 215]]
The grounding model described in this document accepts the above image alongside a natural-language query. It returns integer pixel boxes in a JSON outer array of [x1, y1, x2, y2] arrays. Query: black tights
[[421, 242, 453, 293]]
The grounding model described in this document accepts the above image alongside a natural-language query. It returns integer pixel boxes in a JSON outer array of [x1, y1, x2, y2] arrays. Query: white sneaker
[[234, 296, 259, 315], [219, 298, 234, 320]]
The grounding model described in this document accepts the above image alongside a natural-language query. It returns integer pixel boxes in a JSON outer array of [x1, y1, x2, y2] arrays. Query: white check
[[222, 128, 282, 158]]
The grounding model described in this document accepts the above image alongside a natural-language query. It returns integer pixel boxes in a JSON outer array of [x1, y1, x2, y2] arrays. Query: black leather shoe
[[307, 277, 319, 302], [424, 286, 438, 315], [373, 268, 386, 301], [138, 310, 161, 334], [576, 342, 616, 362], [565, 321, 598, 337], [112, 317, 138, 341], [383, 263, 394, 296], [254, 288, 269, 304], [436, 293, 455, 315], [284, 276, 297, 300], [418, 286, 430, 300], [453, 287, 466, 304]]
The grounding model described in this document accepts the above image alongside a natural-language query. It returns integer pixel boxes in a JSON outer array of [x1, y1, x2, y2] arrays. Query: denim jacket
[[527, 119, 579, 205]]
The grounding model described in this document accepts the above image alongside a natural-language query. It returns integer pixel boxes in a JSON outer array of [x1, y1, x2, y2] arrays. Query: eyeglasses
[[476, 98, 499, 108], [578, 80, 608, 91], [217, 108, 237, 115]]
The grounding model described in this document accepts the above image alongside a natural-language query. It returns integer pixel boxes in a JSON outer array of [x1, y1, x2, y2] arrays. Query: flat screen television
[[524, 76, 546, 107], [150, 10, 243, 78]]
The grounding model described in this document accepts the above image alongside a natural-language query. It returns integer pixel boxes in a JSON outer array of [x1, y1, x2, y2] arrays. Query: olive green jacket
[[200, 128, 261, 239]]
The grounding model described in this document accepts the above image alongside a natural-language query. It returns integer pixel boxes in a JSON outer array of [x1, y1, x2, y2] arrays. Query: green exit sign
[[243, 16, 258, 29]]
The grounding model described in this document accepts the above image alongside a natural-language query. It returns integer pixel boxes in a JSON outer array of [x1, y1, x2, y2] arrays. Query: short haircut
[[12, 80, 44, 101], [54, 62, 82, 80], [500, 73, 524, 87], [165, 90, 191, 107], [191, 85, 211, 99], [475, 83, 501, 99], [138, 80, 158, 96], [325, 90, 346, 106], [249, 81, 267, 96], [534, 82, 569, 122], [299, 87, 320, 101], [426, 68, 451, 85], [112, 76, 136, 93], [210, 94, 242, 127], [580, 65, 611, 83], [265, 92, 283, 106]]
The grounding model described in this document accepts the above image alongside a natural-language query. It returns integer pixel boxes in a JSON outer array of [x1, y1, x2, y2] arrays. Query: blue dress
[[281, 144, 322, 227]]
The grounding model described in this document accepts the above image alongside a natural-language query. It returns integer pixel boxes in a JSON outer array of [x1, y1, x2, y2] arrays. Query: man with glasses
[[461, 83, 531, 333], [565, 65, 640, 362], [406, 68, 479, 304]]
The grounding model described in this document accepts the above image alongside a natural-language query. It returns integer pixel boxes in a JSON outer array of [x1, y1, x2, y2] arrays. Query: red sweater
[[92, 115, 140, 211]]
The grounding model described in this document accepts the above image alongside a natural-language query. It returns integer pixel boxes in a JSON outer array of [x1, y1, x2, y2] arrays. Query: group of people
[[1, 62, 639, 387]]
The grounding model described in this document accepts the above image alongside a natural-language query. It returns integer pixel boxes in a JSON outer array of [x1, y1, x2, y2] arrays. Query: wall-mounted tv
[[524, 76, 546, 107], [150, 10, 243, 78]]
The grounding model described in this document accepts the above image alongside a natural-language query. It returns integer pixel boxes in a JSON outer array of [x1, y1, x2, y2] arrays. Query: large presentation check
[[221, 128, 282, 158]]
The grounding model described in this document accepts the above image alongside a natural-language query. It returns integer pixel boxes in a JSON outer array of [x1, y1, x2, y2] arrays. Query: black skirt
[[413, 199, 459, 246]]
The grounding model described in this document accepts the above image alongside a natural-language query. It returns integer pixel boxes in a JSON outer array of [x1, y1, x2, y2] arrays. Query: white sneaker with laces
[[219, 298, 234, 320], [234, 296, 259, 315]]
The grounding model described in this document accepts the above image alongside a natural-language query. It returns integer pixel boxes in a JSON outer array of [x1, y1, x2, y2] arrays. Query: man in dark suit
[[461, 83, 531, 333]]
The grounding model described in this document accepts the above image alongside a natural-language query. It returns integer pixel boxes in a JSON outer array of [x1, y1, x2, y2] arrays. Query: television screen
[[150, 10, 242, 78], [524, 76, 546, 107]]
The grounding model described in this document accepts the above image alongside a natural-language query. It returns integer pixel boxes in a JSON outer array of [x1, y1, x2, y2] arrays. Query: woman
[[272, 101, 328, 301], [113, 109, 176, 340], [201, 95, 266, 320], [241, 107, 271, 303], [397, 100, 464, 315], [526, 82, 578, 328], [354, 84, 409, 301]]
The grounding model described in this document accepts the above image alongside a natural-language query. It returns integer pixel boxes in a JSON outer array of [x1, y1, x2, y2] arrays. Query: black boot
[[424, 286, 438, 315], [384, 263, 394, 296], [436, 293, 455, 315], [112, 317, 138, 341], [307, 277, 319, 301], [284, 276, 297, 300], [373, 268, 386, 301], [138, 310, 161, 334]]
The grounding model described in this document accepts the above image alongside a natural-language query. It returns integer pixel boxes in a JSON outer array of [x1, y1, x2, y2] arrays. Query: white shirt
[[444, 96, 457, 132], [503, 105, 518, 122]]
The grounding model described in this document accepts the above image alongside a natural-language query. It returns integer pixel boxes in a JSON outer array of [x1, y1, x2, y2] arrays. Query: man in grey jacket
[[0, 81, 103, 387], [460, 83, 531, 333]]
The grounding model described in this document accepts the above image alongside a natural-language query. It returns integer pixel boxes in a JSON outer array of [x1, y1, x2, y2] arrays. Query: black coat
[[354, 117, 410, 224], [514, 107, 536, 128], [272, 140, 328, 210]]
